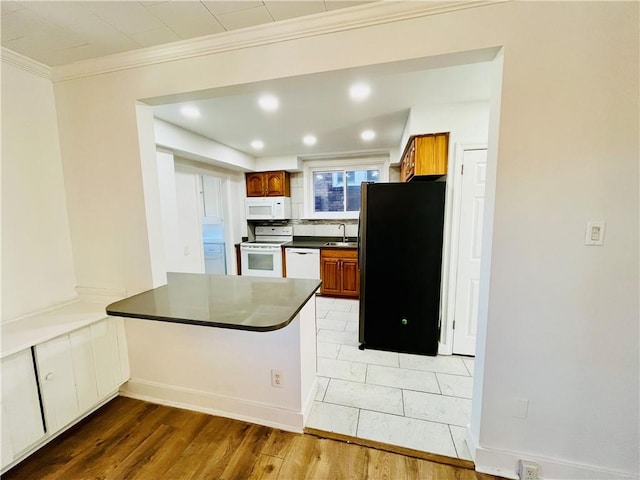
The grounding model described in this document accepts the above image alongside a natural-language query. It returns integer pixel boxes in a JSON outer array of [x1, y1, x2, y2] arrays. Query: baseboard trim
[[302, 379, 318, 424], [473, 443, 638, 480], [120, 378, 305, 433], [304, 427, 475, 470]]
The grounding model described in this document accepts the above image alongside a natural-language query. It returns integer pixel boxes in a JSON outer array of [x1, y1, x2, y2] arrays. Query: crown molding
[[1, 47, 51, 80], [51, 1, 501, 83]]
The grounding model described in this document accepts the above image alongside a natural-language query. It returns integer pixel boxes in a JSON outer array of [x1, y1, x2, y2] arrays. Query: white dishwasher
[[285, 248, 320, 279]]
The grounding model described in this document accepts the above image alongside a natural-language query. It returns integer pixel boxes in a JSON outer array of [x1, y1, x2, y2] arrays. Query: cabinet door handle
[[45, 372, 55, 381]]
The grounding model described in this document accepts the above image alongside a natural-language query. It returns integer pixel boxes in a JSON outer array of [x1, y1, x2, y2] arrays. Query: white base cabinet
[[36, 334, 82, 433], [1, 315, 129, 473], [1, 349, 46, 469]]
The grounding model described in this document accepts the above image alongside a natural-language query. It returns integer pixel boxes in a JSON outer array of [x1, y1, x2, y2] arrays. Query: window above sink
[[302, 156, 389, 219]]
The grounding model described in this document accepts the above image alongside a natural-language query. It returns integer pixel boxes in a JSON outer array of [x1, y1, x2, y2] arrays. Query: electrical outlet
[[518, 460, 538, 480], [271, 369, 283, 388]]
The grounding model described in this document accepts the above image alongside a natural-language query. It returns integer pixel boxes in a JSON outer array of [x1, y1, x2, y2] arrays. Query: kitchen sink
[[324, 241, 358, 247]]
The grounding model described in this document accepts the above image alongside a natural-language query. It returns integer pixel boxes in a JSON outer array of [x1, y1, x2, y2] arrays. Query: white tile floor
[[307, 296, 475, 460]]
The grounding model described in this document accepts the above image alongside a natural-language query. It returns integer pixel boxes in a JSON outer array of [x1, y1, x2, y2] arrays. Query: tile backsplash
[[289, 221, 358, 238]]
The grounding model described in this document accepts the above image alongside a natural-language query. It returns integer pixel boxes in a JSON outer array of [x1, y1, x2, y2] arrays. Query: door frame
[[439, 143, 487, 355]]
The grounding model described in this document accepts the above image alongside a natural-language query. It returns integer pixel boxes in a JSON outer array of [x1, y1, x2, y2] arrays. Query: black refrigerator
[[358, 180, 446, 356]]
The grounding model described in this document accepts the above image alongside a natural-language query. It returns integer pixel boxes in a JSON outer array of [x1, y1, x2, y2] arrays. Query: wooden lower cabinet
[[320, 248, 359, 298]]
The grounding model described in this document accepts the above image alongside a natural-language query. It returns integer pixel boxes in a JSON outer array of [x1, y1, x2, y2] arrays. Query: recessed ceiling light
[[361, 130, 376, 141], [250, 140, 264, 150], [349, 83, 371, 101], [303, 135, 317, 146], [180, 105, 201, 118], [258, 95, 279, 111]]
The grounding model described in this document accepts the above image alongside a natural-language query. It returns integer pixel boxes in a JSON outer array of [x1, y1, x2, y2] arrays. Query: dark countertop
[[284, 236, 357, 249], [106, 272, 321, 332]]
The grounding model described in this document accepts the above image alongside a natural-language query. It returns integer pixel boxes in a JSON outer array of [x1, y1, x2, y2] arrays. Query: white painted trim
[[50, 1, 502, 82], [1, 47, 51, 80], [473, 442, 639, 480], [221, 175, 239, 275], [302, 378, 318, 426], [120, 378, 306, 433], [439, 143, 487, 355], [465, 424, 478, 461]]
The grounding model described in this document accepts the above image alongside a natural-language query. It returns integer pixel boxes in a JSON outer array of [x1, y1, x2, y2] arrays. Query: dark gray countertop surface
[[283, 236, 357, 249], [106, 272, 321, 331]]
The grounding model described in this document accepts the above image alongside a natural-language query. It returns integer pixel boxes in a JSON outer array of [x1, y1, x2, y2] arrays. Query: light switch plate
[[585, 221, 605, 246]]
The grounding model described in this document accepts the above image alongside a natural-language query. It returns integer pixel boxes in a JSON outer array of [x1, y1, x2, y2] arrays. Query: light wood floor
[[4, 397, 502, 479]]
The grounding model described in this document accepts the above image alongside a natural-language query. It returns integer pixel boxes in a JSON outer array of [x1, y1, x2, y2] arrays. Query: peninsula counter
[[107, 272, 321, 432]]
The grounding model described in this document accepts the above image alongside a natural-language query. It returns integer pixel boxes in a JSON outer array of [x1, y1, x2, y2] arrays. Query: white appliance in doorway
[[241, 226, 293, 277]]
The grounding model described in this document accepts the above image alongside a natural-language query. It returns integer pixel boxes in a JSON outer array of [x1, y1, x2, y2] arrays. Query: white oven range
[[240, 226, 293, 277]]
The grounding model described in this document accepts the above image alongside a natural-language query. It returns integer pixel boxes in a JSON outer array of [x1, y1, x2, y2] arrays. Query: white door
[[453, 148, 487, 355]]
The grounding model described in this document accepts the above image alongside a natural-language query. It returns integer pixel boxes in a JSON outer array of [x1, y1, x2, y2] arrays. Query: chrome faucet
[[339, 223, 346, 242]]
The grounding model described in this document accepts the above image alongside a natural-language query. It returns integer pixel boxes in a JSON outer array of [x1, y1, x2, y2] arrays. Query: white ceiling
[[1, 1, 494, 161], [152, 60, 493, 159], [1, 1, 373, 66]]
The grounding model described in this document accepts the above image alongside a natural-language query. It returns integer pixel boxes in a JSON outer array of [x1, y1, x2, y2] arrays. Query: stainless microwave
[[245, 197, 291, 220]]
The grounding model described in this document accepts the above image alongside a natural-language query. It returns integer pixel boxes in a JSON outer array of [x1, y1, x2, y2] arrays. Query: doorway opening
[[137, 47, 504, 462]]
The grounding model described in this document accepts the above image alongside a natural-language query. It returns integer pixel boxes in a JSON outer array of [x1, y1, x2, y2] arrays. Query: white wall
[[404, 102, 490, 157], [48, 2, 638, 478], [1, 60, 77, 321], [154, 120, 248, 241]]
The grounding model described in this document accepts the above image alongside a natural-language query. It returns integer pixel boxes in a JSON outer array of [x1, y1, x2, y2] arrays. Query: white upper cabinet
[[1, 349, 46, 470]]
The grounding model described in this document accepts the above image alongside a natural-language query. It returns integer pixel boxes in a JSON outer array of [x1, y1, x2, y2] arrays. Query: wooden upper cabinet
[[264, 171, 290, 196], [245, 171, 291, 197], [246, 173, 266, 197], [400, 132, 449, 181]]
